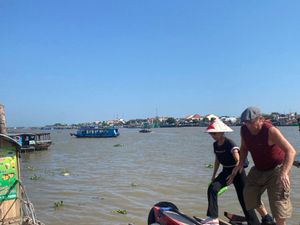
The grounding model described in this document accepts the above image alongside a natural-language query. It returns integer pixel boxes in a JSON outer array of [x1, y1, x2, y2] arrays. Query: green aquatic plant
[[113, 144, 123, 147], [205, 164, 213, 168], [112, 209, 127, 214], [30, 174, 41, 180], [131, 182, 138, 187], [54, 200, 64, 208], [60, 168, 70, 176], [26, 166, 35, 171]]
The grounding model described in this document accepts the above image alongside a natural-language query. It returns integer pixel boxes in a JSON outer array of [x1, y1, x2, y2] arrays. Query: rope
[[18, 180, 45, 225], [1, 179, 66, 225]]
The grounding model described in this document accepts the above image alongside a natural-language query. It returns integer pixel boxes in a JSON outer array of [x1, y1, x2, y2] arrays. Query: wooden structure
[[0, 104, 21, 224], [0, 104, 44, 225], [0, 134, 21, 225]]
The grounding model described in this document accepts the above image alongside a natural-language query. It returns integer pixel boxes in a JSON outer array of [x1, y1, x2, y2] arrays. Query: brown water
[[20, 127, 300, 225]]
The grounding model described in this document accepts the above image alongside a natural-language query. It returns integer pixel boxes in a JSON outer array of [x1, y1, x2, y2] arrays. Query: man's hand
[[211, 175, 215, 182], [277, 172, 290, 190], [227, 165, 242, 185]]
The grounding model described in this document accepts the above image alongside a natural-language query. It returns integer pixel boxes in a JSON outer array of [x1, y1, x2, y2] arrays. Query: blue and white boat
[[70, 126, 120, 138]]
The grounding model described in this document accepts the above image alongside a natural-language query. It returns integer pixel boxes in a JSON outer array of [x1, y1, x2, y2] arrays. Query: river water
[[19, 127, 300, 225]]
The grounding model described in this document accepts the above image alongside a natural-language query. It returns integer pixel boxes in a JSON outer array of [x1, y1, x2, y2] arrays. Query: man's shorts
[[243, 165, 292, 219]]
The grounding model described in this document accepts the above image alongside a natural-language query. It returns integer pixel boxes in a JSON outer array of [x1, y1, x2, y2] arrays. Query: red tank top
[[241, 122, 285, 171]]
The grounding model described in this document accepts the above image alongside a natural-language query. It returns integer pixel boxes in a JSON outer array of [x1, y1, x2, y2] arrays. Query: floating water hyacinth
[[26, 166, 35, 171], [205, 164, 213, 168], [113, 144, 123, 147], [131, 182, 138, 187], [112, 209, 127, 214], [30, 174, 41, 180], [54, 200, 64, 208], [61, 168, 70, 176]]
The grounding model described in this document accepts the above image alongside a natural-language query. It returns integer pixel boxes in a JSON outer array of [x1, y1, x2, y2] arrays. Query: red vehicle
[[148, 202, 249, 225]]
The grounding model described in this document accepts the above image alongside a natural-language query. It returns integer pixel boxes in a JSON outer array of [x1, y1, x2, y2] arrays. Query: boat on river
[[8, 132, 52, 153], [139, 122, 152, 133], [139, 128, 152, 133], [148, 202, 250, 225], [70, 126, 120, 138]]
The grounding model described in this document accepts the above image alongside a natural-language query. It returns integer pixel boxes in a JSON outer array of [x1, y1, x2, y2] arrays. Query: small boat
[[70, 126, 120, 138], [148, 202, 248, 225], [139, 122, 152, 133], [8, 132, 52, 153], [139, 128, 152, 133]]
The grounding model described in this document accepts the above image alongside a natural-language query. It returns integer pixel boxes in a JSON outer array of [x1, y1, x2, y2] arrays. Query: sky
[[1, 0, 300, 127]]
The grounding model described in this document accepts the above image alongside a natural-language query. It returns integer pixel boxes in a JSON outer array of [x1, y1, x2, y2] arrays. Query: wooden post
[[0, 104, 7, 135]]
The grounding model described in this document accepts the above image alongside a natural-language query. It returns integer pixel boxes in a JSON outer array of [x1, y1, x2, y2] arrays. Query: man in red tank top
[[227, 107, 296, 225]]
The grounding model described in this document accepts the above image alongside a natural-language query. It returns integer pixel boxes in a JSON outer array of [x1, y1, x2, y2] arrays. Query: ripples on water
[[20, 127, 300, 225]]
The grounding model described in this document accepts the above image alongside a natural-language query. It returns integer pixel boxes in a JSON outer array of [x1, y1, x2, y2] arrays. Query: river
[[19, 127, 300, 225]]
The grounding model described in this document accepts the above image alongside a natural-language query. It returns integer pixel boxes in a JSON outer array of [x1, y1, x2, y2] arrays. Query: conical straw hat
[[205, 118, 233, 133]]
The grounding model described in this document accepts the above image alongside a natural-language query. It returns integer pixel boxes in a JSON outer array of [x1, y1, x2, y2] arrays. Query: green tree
[[166, 117, 176, 124]]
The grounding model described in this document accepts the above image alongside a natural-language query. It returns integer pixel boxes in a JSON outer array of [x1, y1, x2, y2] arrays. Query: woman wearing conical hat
[[200, 117, 260, 225]]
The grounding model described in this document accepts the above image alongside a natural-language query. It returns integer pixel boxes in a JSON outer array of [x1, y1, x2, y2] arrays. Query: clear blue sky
[[1, 1, 300, 127]]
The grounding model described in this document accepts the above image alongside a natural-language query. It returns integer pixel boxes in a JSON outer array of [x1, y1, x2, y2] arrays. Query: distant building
[[185, 114, 201, 120], [220, 116, 237, 124], [107, 119, 126, 126]]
